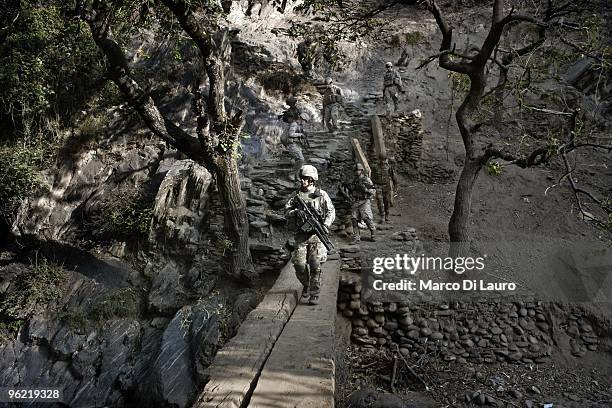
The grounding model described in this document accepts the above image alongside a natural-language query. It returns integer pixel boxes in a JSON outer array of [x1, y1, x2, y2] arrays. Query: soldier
[[373, 156, 399, 223], [383, 61, 403, 116], [280, 112, 310, 181], [297, 38, 318, 78], [280, 96, 300, 123], [347, 163, 377, 243], [322, 77, 344, 133], [285, 165, 335, 305]]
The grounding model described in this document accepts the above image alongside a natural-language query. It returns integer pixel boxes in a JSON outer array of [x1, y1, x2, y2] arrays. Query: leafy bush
[[58, 307, 89, 332], [0, 1, 103, 139], [58, 287, 141, 331], [0, 320, 24, 343], [89, 287, 141, 321], [89, 187, 155, 240], [0, 146, 43, 225], [0, 258, 69, 320], [486, 161, 503, 176]]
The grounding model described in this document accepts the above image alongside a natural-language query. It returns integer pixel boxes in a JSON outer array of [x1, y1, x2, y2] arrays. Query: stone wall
[[338, 277, 602, 366], [380, 110, 424, 176]]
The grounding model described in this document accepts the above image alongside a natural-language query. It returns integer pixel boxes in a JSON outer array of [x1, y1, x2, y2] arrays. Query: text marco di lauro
[[372, 279, 517, 291]]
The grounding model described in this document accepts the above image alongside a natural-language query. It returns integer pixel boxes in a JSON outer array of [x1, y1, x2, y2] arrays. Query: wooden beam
[[351, 138, 371, 177], [371, 115, 387, 160], [193, 263, 301, 408]]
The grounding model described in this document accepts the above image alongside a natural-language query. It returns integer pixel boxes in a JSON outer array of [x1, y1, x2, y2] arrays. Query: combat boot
[[308, 294, 319, 305], [384, 214, 390, 223], [301, 286, 310, 300], [350, 234, 360, 245]]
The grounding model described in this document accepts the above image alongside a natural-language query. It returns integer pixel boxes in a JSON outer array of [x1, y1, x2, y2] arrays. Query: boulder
[[145, 302, 219, 408]]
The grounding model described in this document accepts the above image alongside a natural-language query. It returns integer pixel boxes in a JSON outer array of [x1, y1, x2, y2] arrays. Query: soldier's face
[[300, 176, 313, 189]]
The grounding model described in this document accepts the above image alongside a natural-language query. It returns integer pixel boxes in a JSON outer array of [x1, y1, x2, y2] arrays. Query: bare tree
[[80, 0, 253, 279], [422, 0, 610, 254]]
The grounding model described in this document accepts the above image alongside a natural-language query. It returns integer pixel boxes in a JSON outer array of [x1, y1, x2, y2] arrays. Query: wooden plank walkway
[[193, 262, 301, 408], [249, 260, 340, 408]]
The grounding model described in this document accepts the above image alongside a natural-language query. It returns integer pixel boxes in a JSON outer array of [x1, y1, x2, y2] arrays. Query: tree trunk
[[448, 158, 482, 257], [493, 69, 507, 133], [85, 6, 254, 280], [214, 155, 253, 280]]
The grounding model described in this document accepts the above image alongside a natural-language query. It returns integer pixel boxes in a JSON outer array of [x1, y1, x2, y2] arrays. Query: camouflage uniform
[[281, 121, 305, 163], [383, 67, 402, 115], [372, 158, 398, 222], [347, 173, 377, 241], [281, 96, 300, 122], [285, 185, 335, 297], [322, 83, 343, 132], [280, 100, 308, 180], [297, 38, 318, 78]]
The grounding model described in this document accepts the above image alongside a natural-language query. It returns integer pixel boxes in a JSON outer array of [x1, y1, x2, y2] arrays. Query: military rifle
[[294, 195, 334, 251], [300, 131, 311, 149]]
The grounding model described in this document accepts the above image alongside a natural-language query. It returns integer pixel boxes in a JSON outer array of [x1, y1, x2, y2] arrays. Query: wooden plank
[[350, 138, 371, 178], [370, 115, 387, 160], [370, 116, 395, 206], [249, 260, 340, 408], [192, 263, 302, 408]]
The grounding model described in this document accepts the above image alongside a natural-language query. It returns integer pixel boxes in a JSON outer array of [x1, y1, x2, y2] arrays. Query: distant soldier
[[285, 165, 335, 305], [281, 113, 310, 181], [342, 163, 377, 243], [383, 61, 403, 116], [322, 77, 344, 133], [280, 96, 300, 123], [297, 38, 318, 78], [373, 156, 398, 223]]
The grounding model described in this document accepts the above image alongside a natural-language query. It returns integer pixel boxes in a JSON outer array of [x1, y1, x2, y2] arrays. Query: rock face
[[149, 159, 213, 250], [0, 263, 222, 408], [147, 260, 186, 315], [13, 141, 163, 241], [139, 302, 219, 408]]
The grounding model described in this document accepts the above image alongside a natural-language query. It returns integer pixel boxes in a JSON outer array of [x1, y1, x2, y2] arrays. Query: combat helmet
[[299, 164, 319, 181]]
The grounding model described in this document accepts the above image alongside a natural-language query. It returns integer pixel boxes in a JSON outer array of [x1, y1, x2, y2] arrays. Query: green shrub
[[486, 161, 504, 176], [0, 2, 104, 139], [89, 287, 141, 321], [89, 187, 154, 240], [0, 320, 24, 343], [404, 31, 425, 46], [0, 258, 69, 320], [0, 146, 42, 224], [448, 71, 471, 95], [58, 307, 89, 333]]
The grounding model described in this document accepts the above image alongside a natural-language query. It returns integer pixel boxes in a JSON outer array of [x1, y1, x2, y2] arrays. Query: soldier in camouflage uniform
[[383, 61, 403, 116], [280, 101, 308, 180], [280, 96, 300, 123], [297, 38, 318, 78], [285, 165, 335, 305], [345, 163, 377, 243], [373, 156, 398, 223], [322, 77, 344, 133]]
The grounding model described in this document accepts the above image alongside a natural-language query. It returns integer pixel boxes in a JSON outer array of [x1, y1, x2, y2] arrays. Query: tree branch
[[160, 0, 226, 123], [480, 145, 552, 168], [416, 47, 475, 70], [423, 0, 473, 74], [83, 1, 204, 162]]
